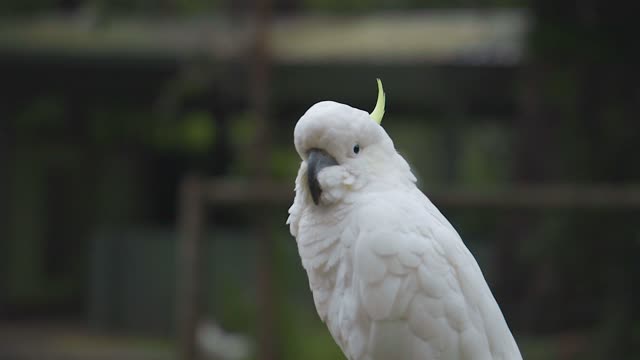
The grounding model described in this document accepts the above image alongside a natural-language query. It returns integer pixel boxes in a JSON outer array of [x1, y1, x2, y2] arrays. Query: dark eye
[[353, 144, 360, 154]]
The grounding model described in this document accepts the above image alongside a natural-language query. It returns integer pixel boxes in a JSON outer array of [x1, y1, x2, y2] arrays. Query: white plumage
[[287, 99, 522, 360]]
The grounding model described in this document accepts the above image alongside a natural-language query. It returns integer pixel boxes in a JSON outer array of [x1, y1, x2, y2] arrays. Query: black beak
[[307, 148, 338, 205]]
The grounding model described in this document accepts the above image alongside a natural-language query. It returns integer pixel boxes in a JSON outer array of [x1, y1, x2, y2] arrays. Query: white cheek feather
[[317, 166, 356, 204]]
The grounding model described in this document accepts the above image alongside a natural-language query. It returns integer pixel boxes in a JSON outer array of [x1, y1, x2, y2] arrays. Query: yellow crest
[[370, 78, 386, 125]]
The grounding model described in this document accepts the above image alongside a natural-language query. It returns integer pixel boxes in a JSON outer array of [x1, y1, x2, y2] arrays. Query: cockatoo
[[287, 80, 522, 360]]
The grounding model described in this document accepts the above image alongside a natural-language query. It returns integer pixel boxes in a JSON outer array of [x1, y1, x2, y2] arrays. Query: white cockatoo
[[287, 80, 522, 360]]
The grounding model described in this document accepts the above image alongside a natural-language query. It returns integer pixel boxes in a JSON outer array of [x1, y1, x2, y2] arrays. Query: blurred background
[[0, 0, 638, 359]]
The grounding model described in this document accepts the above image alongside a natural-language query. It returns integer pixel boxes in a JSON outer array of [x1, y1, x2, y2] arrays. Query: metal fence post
[[177, 175, 205, 360]]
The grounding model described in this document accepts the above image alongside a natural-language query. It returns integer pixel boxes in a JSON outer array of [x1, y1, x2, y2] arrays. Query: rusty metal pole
[[249, 0, 275, 359], [177, 175, 205, 360]]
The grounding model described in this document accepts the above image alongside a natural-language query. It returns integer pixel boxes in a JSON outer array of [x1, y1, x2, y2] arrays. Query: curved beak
[[307, 148, 338, 205]]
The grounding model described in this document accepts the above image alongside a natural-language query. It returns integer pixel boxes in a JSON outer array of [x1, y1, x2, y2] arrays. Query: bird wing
[[350, 190, 522, 360]]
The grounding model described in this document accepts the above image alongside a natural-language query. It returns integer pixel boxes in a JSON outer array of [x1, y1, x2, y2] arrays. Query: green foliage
[[229, 111, 259, 148], [215, 280, 257, 333], [0, 0, 58, 14], [0, 0, 529, 16], [170, 0, 222, 14], [458, 123, 512, 186], [385, 119, 445, 185], [303, 0, 374, 12], [179, 111, 216, 152], [301, 0, 526, 12], [270, 147, 300, 180], [0, 0, 223, 15], [88, 105, 151, 145], [151, 110, 217, 153], [6, 152, 47, 301], [279, 305, 344, 360], [15, 95, 64, 139], [227, 112, 299, 179], [86, 105, 216, 154], [517, 335, 561, 360]]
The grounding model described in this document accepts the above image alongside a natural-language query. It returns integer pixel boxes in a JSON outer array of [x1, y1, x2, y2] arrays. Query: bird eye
[[353, 144, 360, 154]]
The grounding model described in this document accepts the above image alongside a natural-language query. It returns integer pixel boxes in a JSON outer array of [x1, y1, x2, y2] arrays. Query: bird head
[[293, 79, 413, 206]]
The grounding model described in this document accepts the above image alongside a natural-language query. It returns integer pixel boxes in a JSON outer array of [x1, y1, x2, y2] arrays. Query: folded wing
[[352, 194, 522, 360]]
